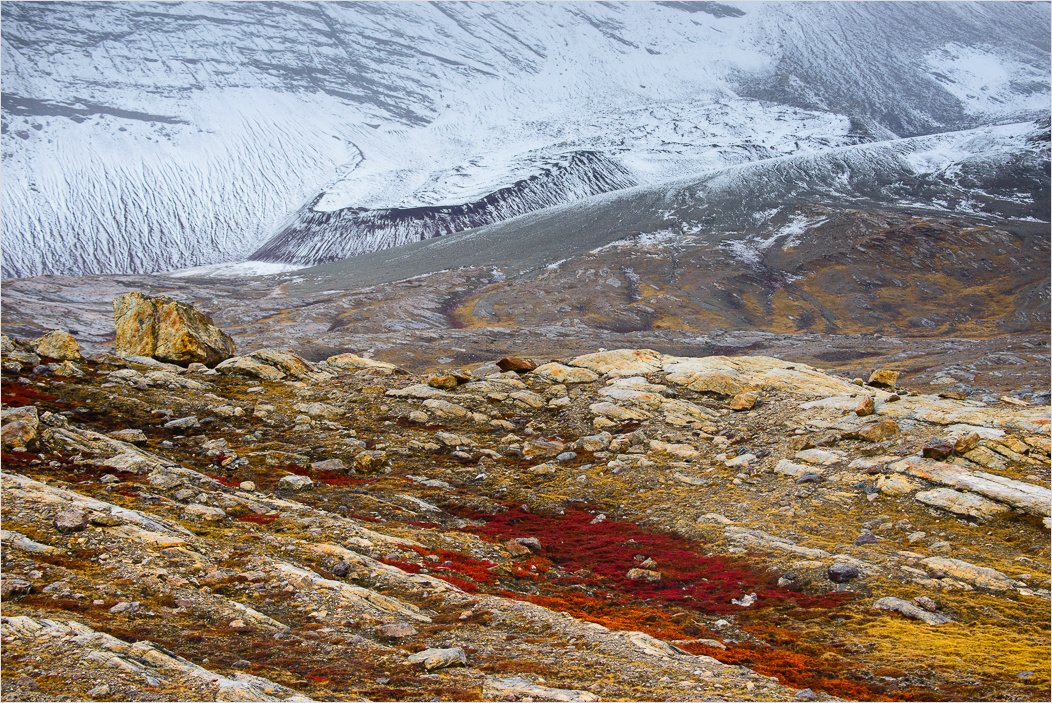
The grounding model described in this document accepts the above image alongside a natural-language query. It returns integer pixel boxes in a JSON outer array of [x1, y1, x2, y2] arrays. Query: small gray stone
[[278, 475, 313, 491], [331, 561, 351, 577], [109, 601, 140, 614], [512, 537, 542, 553], [88, 684, 111, 698], [109, 428, 148, 444], [53, 508, 89, 534], [794, 689, 818, 701], [827, 563, 859, 583], [556, 451, 578, 462], [853, 532, 878, 546], [164, 415, 200, 429], [312, 458, 346, 472], [795, 472, 824, 484], [183, 503, 226, 521], [377, 622, 418, 639]]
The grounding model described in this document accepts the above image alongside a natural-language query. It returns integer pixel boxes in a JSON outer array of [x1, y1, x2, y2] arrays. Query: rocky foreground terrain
[[1, 309, 1050, 702]]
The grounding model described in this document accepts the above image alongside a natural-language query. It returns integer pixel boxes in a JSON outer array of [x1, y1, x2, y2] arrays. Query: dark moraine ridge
[[249, 151, 637, 266]]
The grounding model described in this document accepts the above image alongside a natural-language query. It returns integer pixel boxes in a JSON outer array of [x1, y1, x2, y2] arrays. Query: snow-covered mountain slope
[[287, 119, 1051, 289], [2, 1, 1049, 277]]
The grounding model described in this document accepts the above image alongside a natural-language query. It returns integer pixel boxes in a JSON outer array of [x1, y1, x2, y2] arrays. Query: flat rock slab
[[484, 677, 599, 702], [531, 362, 599, 384], [915, 487, 1008, 519], [873, 597, 953, 625], [889, 456, 1051, 516], [406, 647, 467, 670], [920, 556, 1017, 592]]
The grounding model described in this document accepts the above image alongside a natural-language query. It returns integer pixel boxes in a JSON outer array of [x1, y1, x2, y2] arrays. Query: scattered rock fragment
[[377, 623, 418, 639], [109, 428, 148, 444], [729, 392, 757, 411], [496, 357, 537, 373], [53, 508, 89, 534], [484, 677, 599, 702], [278, 475, 314, 491], [827, 563, 859, 583], [921, 440, 954, 460], [626, 568, 662, 582], [32, 329, 83, 361], [354, 450, 387, 472], [427, 373, 459, 389], [183, 503, 226, 521], [868, 369, 900, 389], [954, 432, 981, 454], [406, 647, 467, 670], [854, 395, 875, 416]]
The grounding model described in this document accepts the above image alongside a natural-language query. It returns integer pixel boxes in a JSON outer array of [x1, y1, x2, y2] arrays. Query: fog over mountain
[[1, 1, 1048, 278]]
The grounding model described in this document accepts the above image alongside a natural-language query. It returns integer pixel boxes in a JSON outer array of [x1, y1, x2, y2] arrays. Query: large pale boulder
[[531, 362, 600, 384], [323, 353, 399, 372], [31, 329, 82, 361], [569, 349, 665, 376], [113, 292, 235, 366], [215, 349, 331, 383]]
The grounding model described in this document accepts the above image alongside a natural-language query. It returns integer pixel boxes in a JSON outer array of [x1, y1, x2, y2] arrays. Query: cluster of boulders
[[1, 291, 1049, 701]]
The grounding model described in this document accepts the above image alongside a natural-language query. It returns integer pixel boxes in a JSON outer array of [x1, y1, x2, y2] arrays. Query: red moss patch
[[1, 380, 57, 407], [455, 505, 850, 614]]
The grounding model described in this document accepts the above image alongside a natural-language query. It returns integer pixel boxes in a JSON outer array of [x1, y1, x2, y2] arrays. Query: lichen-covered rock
[[183, 504, 226, 522], [579, 432, 612, 452], [532, 362, 599, 384], [278, 475, 313, 491], [216, 349, 330, 383], [854, 395, 875, 416], [354, 450, 387, 473], [53, 508, 89, 534], [569, 349, 665, 376], [868, 369, 901, 389], [872, 597, 951, 625], [324, 353, 398, 372], [406, 647, 467, 670], [427, 373, 459, 389], [1, 334, 41, 366], [496, 357, 537, 373], [1, 406, 39, 449], [113, 292, 235, 366], [293, 402, 343, 418], [32, 329, 82, 361], [51, 361, 85, 377], [729, 391, 757, 411], [847, 418, 899, 442], [914, 488, 1008, 519]]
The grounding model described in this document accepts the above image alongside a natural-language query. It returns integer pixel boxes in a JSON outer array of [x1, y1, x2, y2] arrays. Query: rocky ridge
[[1, 328, 1050, 701]]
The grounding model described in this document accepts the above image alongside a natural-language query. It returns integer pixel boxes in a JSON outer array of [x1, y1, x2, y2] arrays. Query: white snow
[[166, 260, 308, 278], [2, 1, 1048, 277], [926, 43, 1050, 119]]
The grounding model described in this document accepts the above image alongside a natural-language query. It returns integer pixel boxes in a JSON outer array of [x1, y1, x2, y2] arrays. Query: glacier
[[1, 1, 1049, 278]]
